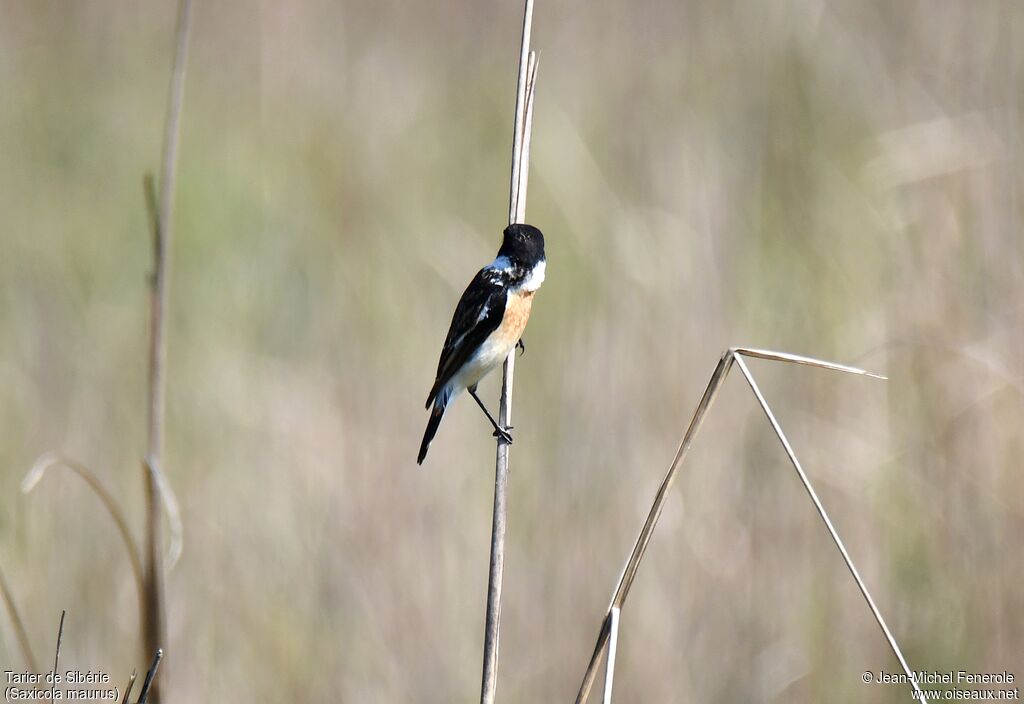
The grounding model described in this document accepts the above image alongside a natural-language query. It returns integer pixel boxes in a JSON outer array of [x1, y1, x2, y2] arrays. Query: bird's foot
[[516, 338, 526, 356], [493, 426, 514, 445]]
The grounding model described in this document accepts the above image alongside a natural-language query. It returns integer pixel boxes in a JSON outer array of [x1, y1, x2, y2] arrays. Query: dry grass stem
[[601, 606, 620, 704], [142, 1, 193, 698], [480, 2, 538, 703], [137, 649, 163, 704], [0, 560, 38, 671], [733, 354, 927, 703], [506, 0, 535, 227], [142, 176, 184, 573], [52, 609, 66, 676], [22, 452, 145, 615], [576, 347, 925, 703], [121, 670, 137, 704]]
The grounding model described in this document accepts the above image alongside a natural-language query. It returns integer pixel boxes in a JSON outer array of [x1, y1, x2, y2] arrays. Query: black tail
[[417, 402, 446, 465]]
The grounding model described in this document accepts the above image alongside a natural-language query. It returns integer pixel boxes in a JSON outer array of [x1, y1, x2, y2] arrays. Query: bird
[[418, 223, 546, 465]]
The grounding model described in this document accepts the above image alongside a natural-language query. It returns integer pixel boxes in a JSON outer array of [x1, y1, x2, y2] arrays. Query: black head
[[498, 223, 545, 265]]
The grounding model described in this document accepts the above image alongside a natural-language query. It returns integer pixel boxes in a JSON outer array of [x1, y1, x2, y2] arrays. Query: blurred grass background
[[1, 1, 1022, 701]]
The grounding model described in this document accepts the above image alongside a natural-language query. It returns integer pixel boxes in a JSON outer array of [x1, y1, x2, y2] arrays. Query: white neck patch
[[519, 259, 546, 292]]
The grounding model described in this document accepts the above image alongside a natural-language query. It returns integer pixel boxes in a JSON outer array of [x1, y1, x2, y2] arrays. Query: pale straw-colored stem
[[22, 452, 146, 632], [733, 355, 927, 703], [577, 348, 925, 703], [480, 2, 539, 702], [0, 560, 37, 671], [143, 1, 193, 700]]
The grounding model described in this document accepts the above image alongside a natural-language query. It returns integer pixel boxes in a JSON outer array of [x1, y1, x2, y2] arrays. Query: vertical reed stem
[[480, 2, 539, 702], [143, 1, 193, 700]]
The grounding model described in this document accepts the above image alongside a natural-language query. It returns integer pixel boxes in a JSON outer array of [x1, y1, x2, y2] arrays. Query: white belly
[[453, 334, 516, 390]]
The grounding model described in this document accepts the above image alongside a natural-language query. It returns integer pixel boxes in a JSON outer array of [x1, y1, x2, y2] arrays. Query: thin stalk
[[733, 355, 927, 703], [137, 649, 163, 704], [601, 607, 620, 704], [143, 0, 193, 700], [480, 2, 539, 703], [0, 560, 37, 671], [507, 0, 535, 227], [22, 452, 145, 626], [52, 609, 66, 676], [121, 670, 137, 704], [576, 350, 735, 703], [576, 348, 920, 704]]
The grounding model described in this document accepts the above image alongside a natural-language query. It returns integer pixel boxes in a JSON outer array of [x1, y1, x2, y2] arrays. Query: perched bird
[[418, 223, 546, 464]]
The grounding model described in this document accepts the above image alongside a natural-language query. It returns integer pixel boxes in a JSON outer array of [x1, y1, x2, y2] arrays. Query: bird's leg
[[468, 387, 513, 445], [516, 338, 526, 356]]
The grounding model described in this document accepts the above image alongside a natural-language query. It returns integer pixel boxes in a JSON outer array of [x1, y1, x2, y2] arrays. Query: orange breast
[[452, 289, 537, 390], [494, 290, 534, 349]]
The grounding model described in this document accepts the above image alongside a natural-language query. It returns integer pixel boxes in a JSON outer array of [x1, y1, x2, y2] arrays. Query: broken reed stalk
[[480, 2, 538, 703], [576, 347, 928, 704], [0, 560, 37, 671], [732, 355, 927, 702], [143, 0, 193, 700]]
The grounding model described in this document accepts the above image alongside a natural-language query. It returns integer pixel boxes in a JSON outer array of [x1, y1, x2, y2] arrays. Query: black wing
[[425, 268, 507, 408]]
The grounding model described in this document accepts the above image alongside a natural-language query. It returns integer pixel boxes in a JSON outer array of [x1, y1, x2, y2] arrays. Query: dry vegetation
[[1, 2, 1021, 702]]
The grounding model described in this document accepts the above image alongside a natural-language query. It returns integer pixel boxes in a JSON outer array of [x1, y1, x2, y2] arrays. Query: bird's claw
[[493, 426, 514, 445], [516, 338, 526, 356]]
